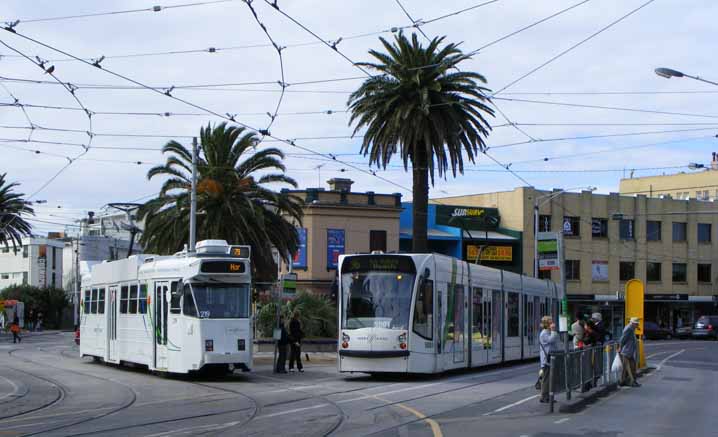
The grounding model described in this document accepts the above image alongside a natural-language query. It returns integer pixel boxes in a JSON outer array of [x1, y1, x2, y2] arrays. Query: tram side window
[[139, 284, 148, 314], [412, 279, 433, 339], [182, 284, 197, 317], [83, 289, 91, 314], [98, 288, 106, 314], [507, 292, 519, 337], [129, 285, 138, 314], [90, 288, 98, 314], [170, 282, 182, 314], [120, 286, 129, 314], [472, 288, 483, 343]]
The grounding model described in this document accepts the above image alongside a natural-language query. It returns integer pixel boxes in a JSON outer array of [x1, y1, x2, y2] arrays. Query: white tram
[[80, 240, 253, 374], [338, 253, 562, 374]]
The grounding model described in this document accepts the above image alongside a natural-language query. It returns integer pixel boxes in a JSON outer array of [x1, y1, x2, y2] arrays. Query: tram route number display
[[341, 255, 416, 274], [200, 260, 246, 274]]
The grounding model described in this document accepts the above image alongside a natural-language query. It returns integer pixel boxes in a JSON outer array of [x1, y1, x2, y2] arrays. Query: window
[[538, 215, 551, 232], [97, 288, 105, 314], [538, 269, 551, 280], [563, 216, 580, 237], [591, 218, 608, 238], [471, 288, 482, 344], [90, 288, 98, 314], [697, 191, 704, 201], [139, 284, 148, 314], [673, 222, 687, 242], [672, 263, 687, 282], [507, 292, 519, 337], [83, 289, 91, 313], [170, 282, 181, 314], [52, 247, 56, 270], [619, 262, 635, 281], [647, 262, 662, 282], [698, 223, 712, 243], [120, 286, 128, 314], [0, 274, 8, 280], [182, 284, 197, 317], [129, 285, 138, 314], [647, 221, 661, 241], [619, 219, 634, 240], [698, 264, 712, 283], [565, 260, 580, 280], [22, 246, 28, 258], [22, 272, 27, 284], [413, 280, 433, 339], [369, 230, 387, 253]]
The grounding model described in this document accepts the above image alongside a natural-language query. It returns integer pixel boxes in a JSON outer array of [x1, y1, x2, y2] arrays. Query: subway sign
[[435, 205, 500, 230]]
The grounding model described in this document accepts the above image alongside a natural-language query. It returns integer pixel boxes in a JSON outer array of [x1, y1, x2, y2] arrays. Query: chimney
[[327, 178, 354, 192], [712, 152, 718, 170]]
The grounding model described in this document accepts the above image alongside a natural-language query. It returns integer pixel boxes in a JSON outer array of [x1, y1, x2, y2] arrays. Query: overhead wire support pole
[[190, 137, 198, 252]]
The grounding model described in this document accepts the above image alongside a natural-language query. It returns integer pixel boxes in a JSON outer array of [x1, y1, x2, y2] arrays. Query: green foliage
[[138, 122, 304, 281], [347, 32, 494, 251], [256, 291, 337, 339], [0, 284, 69, 329], [0, 173, 34, 251]]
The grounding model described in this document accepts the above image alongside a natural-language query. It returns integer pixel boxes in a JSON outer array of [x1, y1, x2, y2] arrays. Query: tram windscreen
[[190, 284, 250, 319], [341, 256, 416, 330]]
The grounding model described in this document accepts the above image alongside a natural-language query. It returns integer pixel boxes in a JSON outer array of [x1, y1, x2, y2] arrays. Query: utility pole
[[189, 137, 198, 252], [74, 237, 80, 327]]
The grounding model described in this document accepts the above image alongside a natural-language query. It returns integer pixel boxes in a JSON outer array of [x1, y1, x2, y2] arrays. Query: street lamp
[[654, 67, 718, 87], [533, 186, 596, 277]]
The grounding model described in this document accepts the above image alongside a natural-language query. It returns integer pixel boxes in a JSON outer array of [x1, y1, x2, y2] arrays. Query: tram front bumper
[[203, 351, 251, 365]]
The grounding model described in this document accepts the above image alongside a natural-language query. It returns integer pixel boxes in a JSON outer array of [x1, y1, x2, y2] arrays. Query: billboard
[[592, 260, 608, 281], [292, 228, 307, 268], [537, 232, 560, 271], [466, 245, 513, 261], [326, 229, 345, 270]]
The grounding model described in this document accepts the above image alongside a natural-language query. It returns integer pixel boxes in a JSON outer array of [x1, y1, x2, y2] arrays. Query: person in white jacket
[[539, 316, 561, 403]]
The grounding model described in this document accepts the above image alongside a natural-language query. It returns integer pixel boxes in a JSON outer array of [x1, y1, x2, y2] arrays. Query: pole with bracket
[[189, 137, 198, 252]]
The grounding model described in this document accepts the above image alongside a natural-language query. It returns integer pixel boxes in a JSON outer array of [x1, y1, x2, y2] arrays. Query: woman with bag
[[10, 312, 21, 344], [539, 316, 560, 403]]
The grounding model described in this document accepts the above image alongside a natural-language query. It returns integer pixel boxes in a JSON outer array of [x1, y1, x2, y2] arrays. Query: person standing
[[27, 309, 34, 332], [288, 310, 304, 373], [10, 312, 21, 344], [571, 313, 585, 349], [619, 317, 641, 387], [539, 316, 560, 403], [36, 312, 43, 332], [275, 316, 289, 374]]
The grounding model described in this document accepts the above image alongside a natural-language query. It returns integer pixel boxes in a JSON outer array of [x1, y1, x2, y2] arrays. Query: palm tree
[[138, 122, 303, 278], [348, 32, 494, 252], [0, 173, 34, 251]]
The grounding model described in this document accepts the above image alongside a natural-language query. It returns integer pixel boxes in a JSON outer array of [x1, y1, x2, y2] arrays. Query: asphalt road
[[0, 333, 714, 436]]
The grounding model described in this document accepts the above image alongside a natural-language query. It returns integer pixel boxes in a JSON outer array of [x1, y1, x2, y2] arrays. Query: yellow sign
[[466, 245, 512, 261], [625, 279, 646, 368]]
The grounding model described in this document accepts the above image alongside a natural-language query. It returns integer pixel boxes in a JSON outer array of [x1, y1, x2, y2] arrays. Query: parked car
[[675, 326, 693, 339], [644, 321, 673, 340], [692, 315, 718, 340]]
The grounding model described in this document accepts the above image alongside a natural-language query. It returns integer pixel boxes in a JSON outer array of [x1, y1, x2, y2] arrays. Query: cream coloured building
[[433, 187, 718, 334], [619, 153, 718, 200]]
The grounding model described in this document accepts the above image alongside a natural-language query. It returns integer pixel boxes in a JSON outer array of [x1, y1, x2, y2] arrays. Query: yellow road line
[[373, 395, 442, 437]]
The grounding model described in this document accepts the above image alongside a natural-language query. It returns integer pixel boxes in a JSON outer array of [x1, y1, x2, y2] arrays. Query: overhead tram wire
[[393, 0, 431, 41], [0, 0, 237, 24], [0, 83, 35, 143], [493, 0, 657, 95], [0, 28, 411, 194]]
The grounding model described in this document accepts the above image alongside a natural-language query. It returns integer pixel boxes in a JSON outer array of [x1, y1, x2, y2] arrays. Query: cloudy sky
[[2, 0, 717, 234]]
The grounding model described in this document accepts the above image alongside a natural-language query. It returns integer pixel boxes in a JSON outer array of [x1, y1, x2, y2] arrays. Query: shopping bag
[[611, 354, 623, 373]]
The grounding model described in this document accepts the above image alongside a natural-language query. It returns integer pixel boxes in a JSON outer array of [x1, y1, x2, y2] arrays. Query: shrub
[[1, 284, 69, 329]]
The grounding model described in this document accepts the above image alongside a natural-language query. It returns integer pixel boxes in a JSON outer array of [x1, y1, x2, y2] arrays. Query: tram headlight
[[341, 332, 350, 349], [205, 339, 214, 352], [398, 333, 407, 350]]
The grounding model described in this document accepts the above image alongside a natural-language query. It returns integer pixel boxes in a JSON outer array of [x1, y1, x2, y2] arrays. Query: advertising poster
[[326, 229, 345, 269], [537, 237, 559, 271], [592, 260, 609, 281], [292, 228, 307, 268]]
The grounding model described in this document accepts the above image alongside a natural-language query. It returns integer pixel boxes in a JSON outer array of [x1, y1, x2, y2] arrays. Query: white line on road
[[255, 403, 333, 420], [0, 375, 21, 401], [554, 417, 570, 424], [142, 420, 241, 437], [656, 349, 685, 371], [483, 394, 539, 416]]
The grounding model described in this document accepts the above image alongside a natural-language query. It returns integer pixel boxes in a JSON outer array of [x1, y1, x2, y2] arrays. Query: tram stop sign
[[282, 273, 297, 297]]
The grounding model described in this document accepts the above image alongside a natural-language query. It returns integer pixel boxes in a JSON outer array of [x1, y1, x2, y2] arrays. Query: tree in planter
[[256, 292, 337, 338]]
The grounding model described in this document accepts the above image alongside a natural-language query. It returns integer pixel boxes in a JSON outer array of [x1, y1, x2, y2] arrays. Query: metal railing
[[547, 341, 620, 411]]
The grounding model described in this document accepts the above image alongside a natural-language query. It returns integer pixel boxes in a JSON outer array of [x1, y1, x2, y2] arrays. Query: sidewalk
[[0, 329, 63, 342]]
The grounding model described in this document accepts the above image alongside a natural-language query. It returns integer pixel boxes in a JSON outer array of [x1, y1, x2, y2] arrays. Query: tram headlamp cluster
[[205, 339, 214, 352], [398, 333, 407, 350], [341, 332, 350, 349]]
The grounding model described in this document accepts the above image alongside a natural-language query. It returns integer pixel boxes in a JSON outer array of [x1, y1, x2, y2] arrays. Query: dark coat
[[289, 318, 303, 343], [278, 325, 290, 346]]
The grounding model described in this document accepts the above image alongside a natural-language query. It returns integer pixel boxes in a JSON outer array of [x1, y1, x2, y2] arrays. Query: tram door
[[107, 286, 118, 362], [489, 289, 503, 363], [154, 282, 169, 370], [470, 287, 488, 367]]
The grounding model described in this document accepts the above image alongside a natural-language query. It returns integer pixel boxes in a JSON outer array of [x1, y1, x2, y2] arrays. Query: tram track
[[0, 354, 67, 422], [6, 347, 138, 437]]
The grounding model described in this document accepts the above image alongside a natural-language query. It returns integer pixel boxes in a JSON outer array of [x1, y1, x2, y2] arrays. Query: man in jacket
[[275, 316, 289, 373], [619, 317, 641, 387]]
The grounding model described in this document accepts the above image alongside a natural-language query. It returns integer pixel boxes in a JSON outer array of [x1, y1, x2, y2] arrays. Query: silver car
[[692, 315, 718, 340]]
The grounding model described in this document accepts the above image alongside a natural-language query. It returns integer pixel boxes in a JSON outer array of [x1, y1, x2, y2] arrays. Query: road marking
[[373, 394, 442, 437], [255, 403, 332, 420], [142, 420, 241, 437], [483, 394, 539, 416], [656, 349, 685, 371], [0, 375, 21, 401], [646, 351, 671, 359], [554, 417, 570, 424]]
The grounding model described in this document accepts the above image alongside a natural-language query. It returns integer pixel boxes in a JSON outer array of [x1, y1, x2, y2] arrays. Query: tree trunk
[[412, 148, 429, 253]]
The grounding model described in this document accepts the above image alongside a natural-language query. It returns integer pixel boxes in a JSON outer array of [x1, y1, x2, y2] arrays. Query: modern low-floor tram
[[80, 240, 253, 374], [338, 253, 562, 374]]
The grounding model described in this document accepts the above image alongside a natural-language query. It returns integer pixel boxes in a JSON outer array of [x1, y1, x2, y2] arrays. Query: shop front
[[644, 295, 718, 330], [567, 294, 625, 340]]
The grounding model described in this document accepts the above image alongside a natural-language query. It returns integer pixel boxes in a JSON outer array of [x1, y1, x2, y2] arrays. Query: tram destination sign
[[227, 245, 251, 259], [200, 260, 247, 274], [342, 255, 416, 274]]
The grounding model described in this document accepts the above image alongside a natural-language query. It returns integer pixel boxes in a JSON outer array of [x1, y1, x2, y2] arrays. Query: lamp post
[[654, 67, 718, 87]]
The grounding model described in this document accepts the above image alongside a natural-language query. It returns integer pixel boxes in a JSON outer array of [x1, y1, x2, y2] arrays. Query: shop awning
[[462, 230, 517, 241], [400, 228, 459, 240]]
